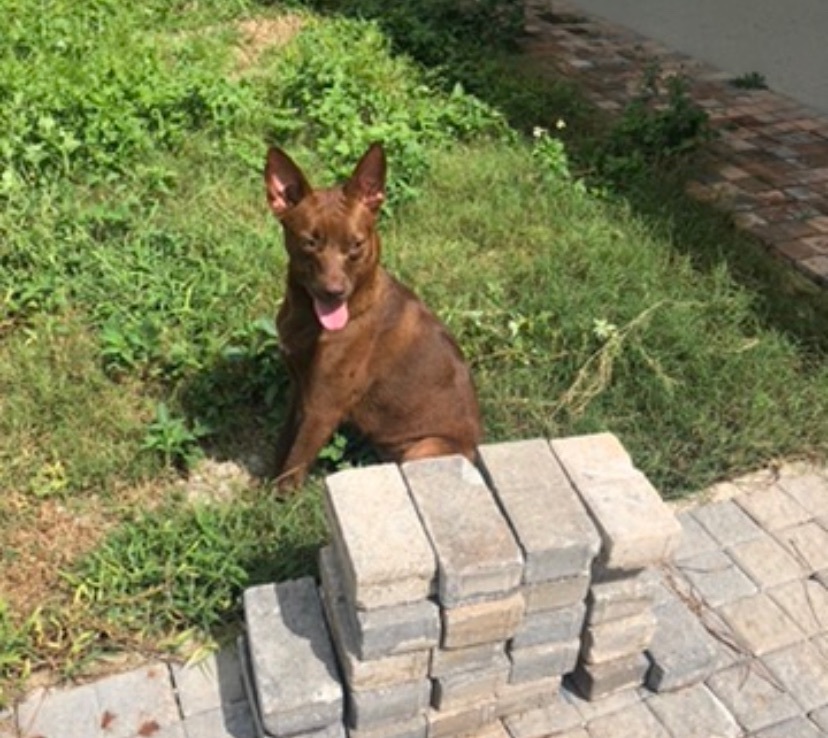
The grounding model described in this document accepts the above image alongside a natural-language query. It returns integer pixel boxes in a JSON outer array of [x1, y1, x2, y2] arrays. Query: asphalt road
[[569, 0, 828, 115]]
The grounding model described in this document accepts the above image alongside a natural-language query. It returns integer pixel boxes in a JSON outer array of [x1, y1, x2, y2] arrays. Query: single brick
[[348, 715, 426, 738], [810, 705, 828, 732], [570, 653, 649, 701], [646, 684, 740, 738], [402, 456, 523, 606], [777, 472, 828, 517], [717, 592, 805, 655], [429, 642, 506, 679], [751, 717, 824, 738], [319, 547, 440, 660], [243, 580, 343, 736], [767, 579, 828, 636], [171, 647, 246, 718], [691, 499, 763, 547], [320, 570, 430, 691], [502, 695, 582, 738], [426, 700, 497, 738], [510, 603, 586, 650], [431, 655, 510, 711], [495, 677, 561, 719], [468, 723, 510, 738], [93, 664, 181, 738], [479, 440, 600, 583], [508, 639, 580, 684], [17, 684, 101, 738], [707, 663, 800, 733], [646, 584, 720, 692], [523, 575, 590, 614], [551, 434, 681, 570], [762, 640, 828, 712], [562, 684, 641, 723], [347, 680, 431, 731], [775, 521, 828, 572], [586, 700, 671, 738], [734, 483, 811, 531], [675, 549, 757, 608], [585, 572, 654, 624], [325, 464, 435, 610], [580, 611, 657, 664], [728, 532, 806, 588], [441, 592, 526, 650], [238, 635, 346, 738]]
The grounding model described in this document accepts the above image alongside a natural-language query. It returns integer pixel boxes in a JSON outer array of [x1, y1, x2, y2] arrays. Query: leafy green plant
[[142, 403, 209, 470]]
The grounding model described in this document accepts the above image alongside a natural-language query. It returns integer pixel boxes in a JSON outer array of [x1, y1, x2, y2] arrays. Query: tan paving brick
[[762, 640, 828, 712], [774, 521, 828, 572], [646, 683, 740, 738], [728, 532, 806, 588], [718, 592, 805, 655], [767, 579, 828, 637], [734, 484, 811, 530], [777, 472, 828, 517], [586, 701, 670, 738]]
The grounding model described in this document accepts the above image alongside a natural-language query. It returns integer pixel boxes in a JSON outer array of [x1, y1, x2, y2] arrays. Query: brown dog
[[264, 143, 482, 490]]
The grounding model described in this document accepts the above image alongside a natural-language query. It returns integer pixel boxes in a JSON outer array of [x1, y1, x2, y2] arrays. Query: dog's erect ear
[[264, 147, 312, 217], [345, 143, 386, 213]]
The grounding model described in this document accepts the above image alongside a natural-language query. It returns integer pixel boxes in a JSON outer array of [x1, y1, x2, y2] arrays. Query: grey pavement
[[4, 460, 828, 738], [566, 0, 828, 116]]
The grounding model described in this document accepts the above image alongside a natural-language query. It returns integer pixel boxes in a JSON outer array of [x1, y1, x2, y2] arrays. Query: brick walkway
[[524, 0, 828, 287], [5, 459, 828, 738]]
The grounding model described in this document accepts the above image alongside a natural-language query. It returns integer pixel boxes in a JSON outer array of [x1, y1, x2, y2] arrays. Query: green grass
[[2, 0, 828, 705]]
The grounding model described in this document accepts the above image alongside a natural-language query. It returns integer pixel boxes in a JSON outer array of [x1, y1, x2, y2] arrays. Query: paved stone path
[[3, 460, 827, 738], [525, 0, 828, 287]]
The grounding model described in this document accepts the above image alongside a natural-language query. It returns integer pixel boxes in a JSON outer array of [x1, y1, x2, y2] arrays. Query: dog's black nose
[[320, 287, 347, 303]]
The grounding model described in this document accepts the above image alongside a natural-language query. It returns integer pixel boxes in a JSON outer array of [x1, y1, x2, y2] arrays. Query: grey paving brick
[[402, 456, 523, 606], [586, 700, 671, 738], [95, 663, 180, 738], [429, 642, 506, 679], [426, 700, 497, 738], [432, 655, 510, 711], [325, 464, 435, 610], [550, 434, 681, 571], [347, 679, 431, 730], [479, 439, 600, 583], [508, 639, 580, 684], [502, 693, 582, 738], [734, 484, 811, 531], [674, 511, 720, 560], [777, 472, 828, 518], [17, 683, 101, 738], [676, 549, 758, 608], [243, 580, 343, 736], [728, 532, 806, 588], [320, 567, 430, 691], [585, 572, 654, 625], [774, 521, 828, 572], [766, 579, 828, 636], [750, 716, 824, 738], [348, 714, 426, 738], [580, 611, 656, 665], [495, 677, 561, 719], [810, 704, 828, 732], [171, 648, 246, 718], [706, 663, 800, 733], [718, 592, 805, 655], [646, 585, 720, 692], [646, 683, 740, 738], [523, 575, 590, 614], [181, 702, 256, 738], [570, 653, 649, 701], [691, 499, 763, 547], [511, 603, 586, 650], [761, 640, 828, 712], [319, 546, 439, 660], [441, 592, 525, 649]]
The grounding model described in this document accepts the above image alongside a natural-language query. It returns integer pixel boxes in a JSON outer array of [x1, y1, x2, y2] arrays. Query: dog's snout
[[320, 286, 347, 303]]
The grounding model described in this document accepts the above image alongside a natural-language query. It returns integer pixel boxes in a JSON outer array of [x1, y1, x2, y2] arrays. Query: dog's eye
[[347, 239, 365, 260], [302, 234, 321, 251]]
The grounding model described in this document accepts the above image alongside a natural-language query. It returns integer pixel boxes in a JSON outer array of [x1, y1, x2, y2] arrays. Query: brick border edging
[[524, 0, 828, 286]]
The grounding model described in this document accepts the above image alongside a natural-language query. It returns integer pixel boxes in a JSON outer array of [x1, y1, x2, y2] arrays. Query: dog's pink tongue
[[314, 300, 349, 331]]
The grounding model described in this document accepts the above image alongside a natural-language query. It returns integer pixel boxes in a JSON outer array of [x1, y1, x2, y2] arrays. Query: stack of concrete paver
[[550, 435, 682, 701], [239, 433, 684, 738]]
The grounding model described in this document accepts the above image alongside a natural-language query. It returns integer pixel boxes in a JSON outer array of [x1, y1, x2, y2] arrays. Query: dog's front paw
[[274, 464, 306, 497]]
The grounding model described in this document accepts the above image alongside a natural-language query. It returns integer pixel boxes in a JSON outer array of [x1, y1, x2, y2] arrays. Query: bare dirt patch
[[234, 14, 305, 71]]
